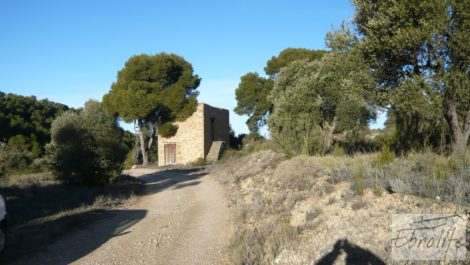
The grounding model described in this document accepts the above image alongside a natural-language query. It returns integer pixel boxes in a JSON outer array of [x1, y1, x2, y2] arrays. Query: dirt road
[[18, 168, 231, 265]]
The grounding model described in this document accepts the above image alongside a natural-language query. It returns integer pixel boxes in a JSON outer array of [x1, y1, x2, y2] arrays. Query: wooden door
[[164, 143, 176, 165]]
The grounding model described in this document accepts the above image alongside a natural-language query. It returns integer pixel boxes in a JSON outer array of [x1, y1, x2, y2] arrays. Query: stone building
[[157, 103, 229, 166]]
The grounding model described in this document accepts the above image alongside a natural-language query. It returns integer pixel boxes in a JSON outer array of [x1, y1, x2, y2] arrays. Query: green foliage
[[0, 91, 68, 157], [235, 48, 327, 134], [337, 130, 381, 154], [264, 48, 327, 77], [268, 32, 376, 157], [103, 53, 200, 164], [46, 100, 127, 185], [0, 144, 32, 176], [375, 145, 395, 167], [191, 157, 207, 166], [353, 164, 365, 195], [219, 137, 273, 163], [332, 144, 346, 156], [352, 0, 470, 152], [268, 60, 326, 156], [325, 22, 359, 53], [122, 130, 136, 152], [123, 149, 137, 170], [158, 122, 178, 138], [234, 73, 274, 133], [391, 109, 450, 154], [122, 132, 140, 169], [229, 127, 245, 150], [103, 53, 200, 123]]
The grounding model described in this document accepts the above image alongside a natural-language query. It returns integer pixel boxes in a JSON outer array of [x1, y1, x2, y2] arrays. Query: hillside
[[209, 150, 469, 264]]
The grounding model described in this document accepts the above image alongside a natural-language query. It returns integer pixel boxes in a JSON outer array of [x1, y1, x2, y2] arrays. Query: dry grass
[[210, 148, 470, 264], [0, 172, 141, 263], [328, 150, 470, 205]]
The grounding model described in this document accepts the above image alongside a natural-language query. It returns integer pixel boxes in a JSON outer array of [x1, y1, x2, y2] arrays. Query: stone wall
[[157, 104, 205, 166], [157, 103, 229, 166], [203, 104, 230, 158]]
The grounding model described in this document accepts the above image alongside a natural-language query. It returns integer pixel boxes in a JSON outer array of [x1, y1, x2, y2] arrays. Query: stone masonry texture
[[157, 103, 229, 166]]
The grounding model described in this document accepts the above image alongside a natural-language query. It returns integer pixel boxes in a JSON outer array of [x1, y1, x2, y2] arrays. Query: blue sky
[[0, 0, 384, 134]]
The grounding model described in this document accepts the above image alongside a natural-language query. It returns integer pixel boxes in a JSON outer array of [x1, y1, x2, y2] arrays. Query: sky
[[0, 0, 385, 135]]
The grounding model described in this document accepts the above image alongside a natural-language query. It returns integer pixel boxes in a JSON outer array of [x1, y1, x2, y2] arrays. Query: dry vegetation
[[209, 149, 470, 264], [0, 172, 141, 263]]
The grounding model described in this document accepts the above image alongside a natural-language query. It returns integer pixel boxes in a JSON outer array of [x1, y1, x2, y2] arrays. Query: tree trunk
[[131, 134, 141, 164], [138, 128, 149, 165], [147, 123, 157, 151], [322, 116, 337, 154], [444, 101, 470, 155]]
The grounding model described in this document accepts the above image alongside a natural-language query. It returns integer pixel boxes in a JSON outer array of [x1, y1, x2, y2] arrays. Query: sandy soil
[[14, 167, 231, 265]]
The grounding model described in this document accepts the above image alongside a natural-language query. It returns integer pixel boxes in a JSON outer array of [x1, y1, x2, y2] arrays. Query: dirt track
[[17, 168, 231, 265]]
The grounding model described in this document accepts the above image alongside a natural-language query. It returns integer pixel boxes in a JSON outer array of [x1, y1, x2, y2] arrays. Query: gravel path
[[19, 168, 231, 265]]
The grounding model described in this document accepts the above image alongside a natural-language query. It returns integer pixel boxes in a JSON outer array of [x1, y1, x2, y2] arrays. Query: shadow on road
[[2, 209, 147, 264], [315, 239, 385, 265], [2, 168, 205, 264], [138, 168, 207, 195]]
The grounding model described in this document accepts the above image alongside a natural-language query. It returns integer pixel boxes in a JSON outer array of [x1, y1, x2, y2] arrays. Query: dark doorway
[[210, 117, 215, 141]]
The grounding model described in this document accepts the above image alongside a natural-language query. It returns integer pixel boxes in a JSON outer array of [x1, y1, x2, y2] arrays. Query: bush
[[231, 220, 298, 265], [219, 137, 274, 163], [123, 148, 138, 170], [353, 164, 365, 195], [273, 157, 320, 191], [331, 144, 346, 156], [46, 100, 127, 185], [0, 144, 33, 176], [191, 157, 207, 166], [229, 127, 245, 150], [375, 145, 395, 167]]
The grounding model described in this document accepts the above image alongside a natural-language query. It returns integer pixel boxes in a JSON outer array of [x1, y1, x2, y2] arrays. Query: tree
[[46, 100, 127, 185], [269, 27, 376, 156], [103, 53, 201, 164], [0, 91, 69, 157], [234, 48, 326, 133], [353, 0, 470, 153], [264, 48, 327, 77], [234, 73, 274, 133]]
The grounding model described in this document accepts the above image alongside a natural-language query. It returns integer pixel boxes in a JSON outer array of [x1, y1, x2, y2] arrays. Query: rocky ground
[[209, 150, 469, 265]]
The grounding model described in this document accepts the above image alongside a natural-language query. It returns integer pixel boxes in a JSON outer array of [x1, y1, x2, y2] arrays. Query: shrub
[[331, 144, 346, 156], [242, 135, 271, 153], [351, 199, 368, 210], [353, 164, 365, 195], [231, 220, 298, 265], [0, 144, 33, 176], [375, 145, 395, 167], [123, 149, 138, 170], [273, 157, 320, 191], [305, 208, 322, 222], [191, 157, 207, 166], [46, 100, 127, 185], [229, 127, 245, 150]]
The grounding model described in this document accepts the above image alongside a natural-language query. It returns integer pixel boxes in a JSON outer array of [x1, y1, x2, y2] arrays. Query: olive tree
[[269, 27, 376, 156], [46, 100, 126, 185], [353, 0, 470, 153], [235, 48, 326, 134]]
